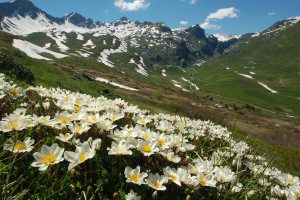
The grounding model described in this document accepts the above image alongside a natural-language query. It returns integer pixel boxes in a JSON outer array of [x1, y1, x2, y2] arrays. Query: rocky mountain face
[[0, 0, 247, 67]]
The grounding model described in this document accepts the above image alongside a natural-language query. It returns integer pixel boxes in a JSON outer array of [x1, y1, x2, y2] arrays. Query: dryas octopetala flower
[[55, 133, 74, 142], [213, 166, 236, 184], [31, 143, 64, 171], [0, 117, 27, 132], [68, 122, 91, 135], [64, 139, 99, 170], [160, 150, 181, 163], [145, 173, 168, 191], [163, 166, 183, 186], [124, 166, 148, 185], [3, 137, 34, 153], [54, 112, 72, 128], [107, 140, 132, 155], [196, 173, 217, 187], [137, 140, 159, 156], [97, 120, 117, 132], [125, 190, 141, 200]]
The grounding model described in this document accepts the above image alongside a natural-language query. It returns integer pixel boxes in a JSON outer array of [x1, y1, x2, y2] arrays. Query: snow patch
[[83, 39, 94, 46], [162, 69, 167, 77], [172, 80, 189, 92], [181, 77, 199, 90], [129, 57, 148, 76], [95, 77, 138, 91], [13, 39, 68, 60], [239, 73, 254, 79], [98, 40, 127, 68], [258, 82, 278, 94], [77, 34, 84, 40], [213, 33, 242, 42], [46, 31, 69, 52], [43, 43, 51, 48]]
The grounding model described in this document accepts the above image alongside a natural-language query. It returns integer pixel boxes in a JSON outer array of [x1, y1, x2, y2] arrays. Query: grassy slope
[[186, 23, 300, 120], [1, 30, 300, 175]]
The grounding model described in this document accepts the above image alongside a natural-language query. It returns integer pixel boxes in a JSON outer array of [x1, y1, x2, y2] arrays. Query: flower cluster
[[0, 73, 299, 199]]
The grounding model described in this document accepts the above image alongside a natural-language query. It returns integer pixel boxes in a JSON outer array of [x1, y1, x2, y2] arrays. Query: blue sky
[[2, 0, 300, 34]]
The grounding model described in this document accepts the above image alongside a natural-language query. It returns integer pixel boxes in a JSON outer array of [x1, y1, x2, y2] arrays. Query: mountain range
[[0, 0, 249, 67]]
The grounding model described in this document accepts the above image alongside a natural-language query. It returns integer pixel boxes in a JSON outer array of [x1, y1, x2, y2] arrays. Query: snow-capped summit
[[64, 12, 95, 29], [212, 33, 242, 42]]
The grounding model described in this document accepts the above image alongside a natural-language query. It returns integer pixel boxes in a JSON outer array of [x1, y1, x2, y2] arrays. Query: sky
[[1, 0, 300, 34]]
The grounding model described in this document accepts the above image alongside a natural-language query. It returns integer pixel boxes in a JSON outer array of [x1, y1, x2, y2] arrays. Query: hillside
[[0, 0, 300, 177]]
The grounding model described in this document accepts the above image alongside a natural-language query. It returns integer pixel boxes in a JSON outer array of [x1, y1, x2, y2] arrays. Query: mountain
[[0, 0, 243, 67]]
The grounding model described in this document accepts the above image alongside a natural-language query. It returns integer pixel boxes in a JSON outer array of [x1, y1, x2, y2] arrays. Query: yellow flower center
[[65, 95, 70, 100], [76, 126, 84, 133], [170, 175, 178, 181], [7, 122, 20, 130], [158, 138, 165, 146], [142, 144, 151, 153], [63, 134, 70, 140], [152, 181, 161, 189], [75, 106, 81, 113], [221, 175, 228, 183], [199, 177, 207, 186], [129, 174, 140, 182], [42, 153, 56, 164], [287, 179, 294, 183], [75, 99, 82, 105], [104, 124, 110, 131], [14, 141, 27, 151], [111, 115, 117, 121], [190, 166, 197, 174], [79, 153, 87, 161], [92, 116, 97, 123], [9, 88, 18, 96], [59, 116, 70, 125], [143, 133, 150, 140], [139, 119, 146, 125]]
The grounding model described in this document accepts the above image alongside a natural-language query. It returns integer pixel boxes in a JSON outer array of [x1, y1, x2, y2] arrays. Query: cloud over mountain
[[114, 0, 150, 11]]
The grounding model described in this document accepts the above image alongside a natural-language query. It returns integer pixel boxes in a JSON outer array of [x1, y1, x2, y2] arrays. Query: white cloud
[[200, 21, 221, 30], [206, 7, 239, 21], [268, 12, 276, 16], [180, 20, 188, 25], [200, 7, 239, 30], [190, 0, 198, 5], [114, 0, 150, 11]]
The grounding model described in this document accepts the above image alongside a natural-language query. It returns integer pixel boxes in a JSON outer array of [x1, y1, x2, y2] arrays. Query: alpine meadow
[[0, 0, 300, 199]]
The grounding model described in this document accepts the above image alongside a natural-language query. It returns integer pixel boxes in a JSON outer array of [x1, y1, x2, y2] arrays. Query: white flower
[[155, 133, 170, 150], [55, 133, 74, 142], [97, 120, 117, 132], [42, 102, 50, 111], [136, 115, 152, 126], [124, 166, 148, 185], [278, 173, 299, 186], [137, 140, 159, 156], [3, 137, 34, 153], [160, 150, 181, 163], [31, 143, 64, 171], [213, 166, 236, 183], [55, 112, 72, 128], [232, 182, 243, 193], [163, 166, 183, 186], [125, 190, 141, 200], [145, 173, 168, 191], [196, 173, 217, 187], [68, 122, 91, 135], [107, 141, 132, 155], [64, 141, 97, 170]]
